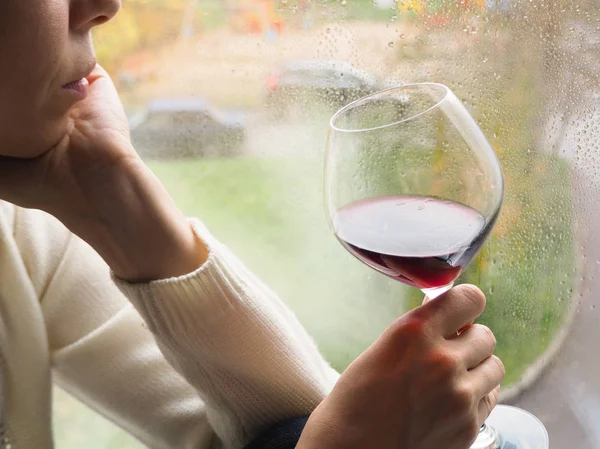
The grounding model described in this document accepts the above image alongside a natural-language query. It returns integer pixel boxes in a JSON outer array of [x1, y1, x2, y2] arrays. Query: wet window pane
[[54, 1, 600, 447]]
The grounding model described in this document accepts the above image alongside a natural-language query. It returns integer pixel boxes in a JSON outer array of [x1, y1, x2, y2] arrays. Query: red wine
[[333, 196, 495, 289]]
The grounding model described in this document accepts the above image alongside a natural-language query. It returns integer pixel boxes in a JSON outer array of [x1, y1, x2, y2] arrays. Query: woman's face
[[0, 0, 120, 158]]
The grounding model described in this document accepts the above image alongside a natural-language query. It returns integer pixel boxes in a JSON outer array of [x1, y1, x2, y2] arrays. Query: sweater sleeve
[[113, 219, 339, 449], [13, 207, 215, 449], [15, 206, 338, 449]]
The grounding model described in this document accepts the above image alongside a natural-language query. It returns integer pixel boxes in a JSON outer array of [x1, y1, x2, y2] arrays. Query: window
[[55, 0, 599, 447]]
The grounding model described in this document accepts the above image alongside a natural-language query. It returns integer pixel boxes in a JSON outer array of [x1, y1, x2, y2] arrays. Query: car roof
[[148, 98, 210, 112], [281, 59, 356, 72], [143, 98, 245, 126], [279, 60, 377, 84]]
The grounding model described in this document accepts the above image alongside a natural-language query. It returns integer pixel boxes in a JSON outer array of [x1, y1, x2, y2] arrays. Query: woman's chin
[[3, 149, 49, 159], [0, 136, 63, 159]]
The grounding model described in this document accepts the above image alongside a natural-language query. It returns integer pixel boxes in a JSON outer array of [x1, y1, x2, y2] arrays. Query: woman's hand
[[297, 285, 504, 449], [0, 65, 207, 281], [0, 65, 134, 215]]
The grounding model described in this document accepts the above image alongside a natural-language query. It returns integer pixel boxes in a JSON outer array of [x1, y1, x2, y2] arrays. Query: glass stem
[[421, 282, 454, 300], [470, 423, 502, 449]]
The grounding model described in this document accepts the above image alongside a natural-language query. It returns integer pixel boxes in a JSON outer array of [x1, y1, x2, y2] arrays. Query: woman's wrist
[[69, 157, 209, 283], [89, 214, 208, 283]]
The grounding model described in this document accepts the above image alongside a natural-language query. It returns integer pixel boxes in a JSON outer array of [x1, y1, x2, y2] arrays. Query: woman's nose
[[69, 0, 121, 32]]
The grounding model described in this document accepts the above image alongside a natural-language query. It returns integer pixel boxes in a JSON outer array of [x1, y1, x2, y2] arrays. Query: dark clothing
[[244, 416, 310, 449]]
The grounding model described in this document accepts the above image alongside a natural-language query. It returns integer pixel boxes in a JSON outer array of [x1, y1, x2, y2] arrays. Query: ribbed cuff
[[111, 219, 249, 342]]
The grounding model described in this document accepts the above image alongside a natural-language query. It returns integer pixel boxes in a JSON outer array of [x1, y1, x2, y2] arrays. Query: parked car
[[264, 60, 381, 116], [130, 98, 245, 159]]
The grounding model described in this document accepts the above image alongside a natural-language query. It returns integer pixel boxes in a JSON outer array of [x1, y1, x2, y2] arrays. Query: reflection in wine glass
[[324, 83, 548, 449]]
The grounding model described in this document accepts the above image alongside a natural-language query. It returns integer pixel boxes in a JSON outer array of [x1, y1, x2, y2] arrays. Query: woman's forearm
[[69, 156, 208, 282], [114, 222, 338, 449]]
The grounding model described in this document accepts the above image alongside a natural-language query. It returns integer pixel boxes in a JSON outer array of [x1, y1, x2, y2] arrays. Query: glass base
[[480, 405, 549, 449]]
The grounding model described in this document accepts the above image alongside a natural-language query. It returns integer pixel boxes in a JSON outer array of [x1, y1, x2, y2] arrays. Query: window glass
[[54, 1, 600, 448]]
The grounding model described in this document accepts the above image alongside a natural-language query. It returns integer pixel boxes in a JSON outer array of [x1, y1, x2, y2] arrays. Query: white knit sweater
[[0, 201, 338, 449]]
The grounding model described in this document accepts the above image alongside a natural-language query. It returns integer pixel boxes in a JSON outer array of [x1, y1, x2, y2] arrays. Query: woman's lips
[[62, 78, 90, 100]]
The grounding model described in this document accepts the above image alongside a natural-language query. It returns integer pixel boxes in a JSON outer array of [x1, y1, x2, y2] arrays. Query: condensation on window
[[54, 1, 600, 448]]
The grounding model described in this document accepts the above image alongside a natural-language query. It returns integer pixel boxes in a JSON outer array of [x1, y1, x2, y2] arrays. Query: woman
[[0, 1, 505, 448]]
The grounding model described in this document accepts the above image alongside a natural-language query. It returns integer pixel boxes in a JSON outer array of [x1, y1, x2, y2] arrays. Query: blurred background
[[54, 0, 600, 447]]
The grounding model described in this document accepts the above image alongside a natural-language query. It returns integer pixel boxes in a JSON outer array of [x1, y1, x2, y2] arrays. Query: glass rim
[[329, 82, 451, 133]]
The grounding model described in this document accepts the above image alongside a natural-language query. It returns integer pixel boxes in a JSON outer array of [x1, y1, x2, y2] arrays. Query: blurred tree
[[93, 7, 141, 73], [93, 0, 191, 73]]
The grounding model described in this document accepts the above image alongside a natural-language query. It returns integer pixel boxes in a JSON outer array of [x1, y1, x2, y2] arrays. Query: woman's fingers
[[420, 284, 486, 338], [478, 385, 501, 426], [451, 324, 497, 369], [86, 63, 111, 83], [468, 355, 505, 399]]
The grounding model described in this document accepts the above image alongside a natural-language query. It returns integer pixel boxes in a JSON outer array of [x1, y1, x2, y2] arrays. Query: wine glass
[[324, 83, 549, 449]]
